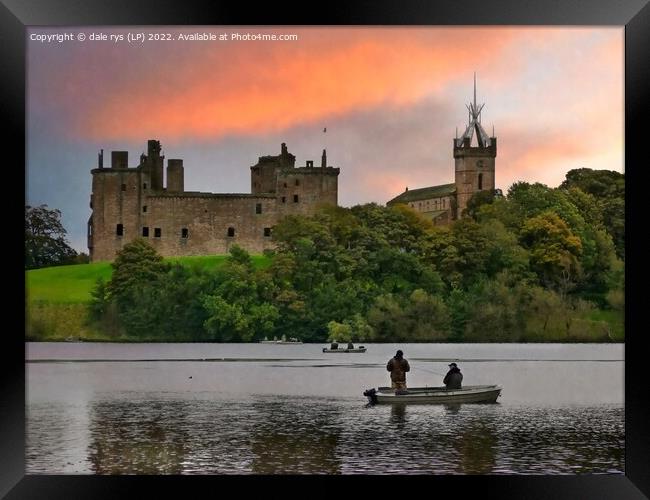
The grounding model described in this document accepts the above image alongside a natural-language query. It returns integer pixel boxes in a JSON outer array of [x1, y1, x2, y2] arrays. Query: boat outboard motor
[[363, 388, 378, 405]]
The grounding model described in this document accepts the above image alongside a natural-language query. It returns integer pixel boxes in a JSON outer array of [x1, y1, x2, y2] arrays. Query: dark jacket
[[443, 367, 463, 389], [387, 357, 410, 383]]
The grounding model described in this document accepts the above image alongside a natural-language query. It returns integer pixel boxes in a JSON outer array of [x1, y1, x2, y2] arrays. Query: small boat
[[322, 346, 367, 353], [363, 385, 502, 405], [259, 337, 302, 344]]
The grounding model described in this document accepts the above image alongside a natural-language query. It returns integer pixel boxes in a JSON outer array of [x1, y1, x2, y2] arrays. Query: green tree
[[25, 204, 78, 269], [107, 238, 170, 307], [560, 168, 624, 260], [201, 246, 280, 341], [519, 212, 583, 295], [463, 189, 497, 220]]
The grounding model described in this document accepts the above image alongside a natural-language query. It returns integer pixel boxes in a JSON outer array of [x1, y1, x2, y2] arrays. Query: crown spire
[[474, 71, 477, 110], [456, 73, 491, 148]]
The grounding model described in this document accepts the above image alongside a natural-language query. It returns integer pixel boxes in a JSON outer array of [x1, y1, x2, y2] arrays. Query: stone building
[[387, 76, 500, 223], [88, 141, 340, 261]]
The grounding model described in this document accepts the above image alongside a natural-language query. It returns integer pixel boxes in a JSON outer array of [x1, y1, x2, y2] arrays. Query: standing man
[[387, 350, 410, 393], [443, 362, 463, 389]]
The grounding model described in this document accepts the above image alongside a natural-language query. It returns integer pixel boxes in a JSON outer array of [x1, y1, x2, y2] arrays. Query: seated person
[[330, 342, 338, 350], [443, 362, 463, 389], [347, 342, 354, 350]]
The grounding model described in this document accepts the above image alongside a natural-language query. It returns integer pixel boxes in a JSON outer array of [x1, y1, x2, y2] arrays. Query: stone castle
[[88, 77, 496, 261], [88, 141, 339, 261], [387, 76, 499, 223]]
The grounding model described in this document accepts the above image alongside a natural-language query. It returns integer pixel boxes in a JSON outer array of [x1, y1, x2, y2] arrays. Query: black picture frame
[[4, 0, 648, 497]]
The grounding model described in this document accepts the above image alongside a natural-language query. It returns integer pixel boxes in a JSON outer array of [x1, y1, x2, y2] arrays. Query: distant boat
[[322, 346, 366, 353], [259, 337, 302, 344], [363, 385, 502, 405]]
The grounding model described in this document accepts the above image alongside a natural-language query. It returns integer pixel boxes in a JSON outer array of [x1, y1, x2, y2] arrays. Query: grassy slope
[[26, 255, 271, 305]]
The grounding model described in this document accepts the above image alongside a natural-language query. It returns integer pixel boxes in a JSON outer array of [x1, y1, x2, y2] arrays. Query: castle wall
[[89, 141, 340, 262], [406, 195, 454, 214], [89, 169, 141, 261], [139, 194, 278, 256], [276, 167, 339, 216]]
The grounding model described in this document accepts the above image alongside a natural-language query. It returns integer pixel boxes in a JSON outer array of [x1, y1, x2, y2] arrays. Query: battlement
[[453, 137, 497, 158], [282, 167, 341, 176]]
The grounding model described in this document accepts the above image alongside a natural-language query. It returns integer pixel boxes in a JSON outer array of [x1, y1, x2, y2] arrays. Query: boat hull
[[322, 348, 366, 353], [366, 385, 502, 404], [259, 341, 302, 344]]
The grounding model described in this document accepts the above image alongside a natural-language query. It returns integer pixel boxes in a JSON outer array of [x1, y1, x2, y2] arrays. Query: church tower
[[454, 74, 497, 217]]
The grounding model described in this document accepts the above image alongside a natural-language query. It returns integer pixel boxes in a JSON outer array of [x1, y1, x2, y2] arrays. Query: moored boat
[[260, 336, 302, 344], [322, 346, 367, 353], [363, 385, 502, 404]]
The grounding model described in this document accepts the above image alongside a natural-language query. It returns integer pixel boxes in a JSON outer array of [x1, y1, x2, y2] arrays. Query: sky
[[26, 27, 624, 253]]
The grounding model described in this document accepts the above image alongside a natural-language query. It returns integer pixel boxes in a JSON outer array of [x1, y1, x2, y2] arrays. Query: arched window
[[227, 227, 235, 237], [478, 173, 483, 190]]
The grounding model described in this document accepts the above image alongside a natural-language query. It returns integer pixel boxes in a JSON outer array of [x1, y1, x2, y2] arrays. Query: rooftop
[[387, 183, 456, 205]]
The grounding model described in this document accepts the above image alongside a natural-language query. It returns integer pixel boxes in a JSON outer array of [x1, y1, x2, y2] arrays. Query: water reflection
[[248, 398, 342, 474], [88, 400, 191, 474], [456, 419, 498, 474], [389, 404, 407, 425], [28, 396, 624, 475]]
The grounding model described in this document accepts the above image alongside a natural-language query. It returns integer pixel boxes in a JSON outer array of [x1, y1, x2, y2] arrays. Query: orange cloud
[[61, 28, 524, 142]]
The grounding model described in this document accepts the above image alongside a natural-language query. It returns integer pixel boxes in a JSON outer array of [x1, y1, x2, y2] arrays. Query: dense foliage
[[88, 168, 624, 342], [25, 205, 80, 269]]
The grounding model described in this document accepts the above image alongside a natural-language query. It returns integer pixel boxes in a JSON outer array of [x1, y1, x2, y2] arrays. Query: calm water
[[26, 342, 624, 475]]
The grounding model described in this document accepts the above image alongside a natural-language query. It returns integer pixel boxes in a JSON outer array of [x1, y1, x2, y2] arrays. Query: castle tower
[[166, 159, 184, 192], [145, 139, 164, 191], [454, 73, 497, 217], [250, 142, 296, 194]]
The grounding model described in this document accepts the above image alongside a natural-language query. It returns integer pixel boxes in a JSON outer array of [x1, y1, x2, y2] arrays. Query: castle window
[[293, 195, 299, 203], [116, 224, 123, 236], [143, 205, 147, 213], [264, 227, 271, 237], [281, 197, 286, 203], [142, 227, 149, 237], [227, 227, 235, 237], [256, 203, 262, 214], [443, 199, 446, 208], [478, 173, 483, 190], [121, 184, 127, 191], [295, 179, 300, 186], [143, 183, 147, 190], [181, 228, 188, 238], [154, 228, 161, 238], [306, 160, 313, 168], [283, 182, 287, 188]]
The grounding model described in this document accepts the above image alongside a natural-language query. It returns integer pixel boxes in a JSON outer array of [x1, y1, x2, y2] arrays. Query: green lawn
[[26, 255, 271, 305]]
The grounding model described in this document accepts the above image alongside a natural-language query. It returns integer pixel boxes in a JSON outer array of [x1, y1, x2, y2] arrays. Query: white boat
[[363, 385, 502, 404], [259, 337, 302, 344], [322, 346, 366, 353]]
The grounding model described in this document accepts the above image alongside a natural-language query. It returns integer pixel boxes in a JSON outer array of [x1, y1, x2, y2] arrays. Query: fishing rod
[[412, 366, 448, 377]]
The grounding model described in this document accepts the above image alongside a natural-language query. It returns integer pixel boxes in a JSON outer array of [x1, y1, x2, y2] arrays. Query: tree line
[[86, 168, 624, 343]]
